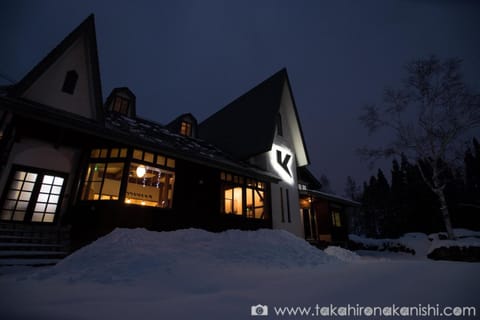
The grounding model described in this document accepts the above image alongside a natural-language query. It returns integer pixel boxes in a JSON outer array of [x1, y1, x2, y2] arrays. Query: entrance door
[[1, 167, 66, 223], [302, 208, 318, 240]]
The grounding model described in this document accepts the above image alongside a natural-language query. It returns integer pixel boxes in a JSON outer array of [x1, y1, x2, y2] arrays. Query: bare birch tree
[[359, 56, 480, 239]]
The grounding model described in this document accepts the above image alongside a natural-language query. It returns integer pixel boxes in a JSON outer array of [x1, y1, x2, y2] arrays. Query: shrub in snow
[[428, 246, 480, 262], [348, 234, 415, 255], [427, 237, 480, 262], [349, 230, 480, 261]]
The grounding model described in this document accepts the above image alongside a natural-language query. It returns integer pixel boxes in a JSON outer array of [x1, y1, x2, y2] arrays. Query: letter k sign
[[276, 150, 292, 177]]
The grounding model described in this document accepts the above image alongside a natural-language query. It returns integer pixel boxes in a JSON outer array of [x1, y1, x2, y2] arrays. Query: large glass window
[[81, 162, 124, 200], [1, 168, 66, 223], [220, 172, 266, 219], [81, 147, 176, 208], [246, 185, 265, 219], [32, 175, 64, 223], [223, 187, 243, 215], [125, 163, 175, 208]]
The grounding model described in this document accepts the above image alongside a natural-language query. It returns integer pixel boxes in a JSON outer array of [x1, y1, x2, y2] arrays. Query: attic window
[[112, 97, 130, 115], [276, 113, 283, 136], [180, 121, 192, 137], [61, 70, 78, 94]]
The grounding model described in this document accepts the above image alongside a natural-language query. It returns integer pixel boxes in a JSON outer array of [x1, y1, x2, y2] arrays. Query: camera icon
[[251, 304, 269, 316]]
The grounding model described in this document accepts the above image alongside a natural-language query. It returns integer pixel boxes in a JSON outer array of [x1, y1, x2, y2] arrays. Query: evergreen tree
[[319, 174, 333, 193], [361, 176, 378, 237], [344, 176, 360, 201]]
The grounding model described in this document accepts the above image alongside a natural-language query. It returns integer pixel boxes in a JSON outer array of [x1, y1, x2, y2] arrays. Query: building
[[0, 15, 358, 263]]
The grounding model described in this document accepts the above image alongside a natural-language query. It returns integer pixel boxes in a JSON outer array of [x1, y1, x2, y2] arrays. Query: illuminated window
[[32, 175, 65, 223], [1, 167, 66, 223], [61, 70, 78, 95], [81, 148, 176, 208], [132, 149, 174, 167], [133, 149, 143, 160], [125, 163, 175, 208], [246, 187, 265, 219], [144, 152, 154, 163], [223, 187, 242, 215], [166, 158, 175, 168], [90, 148, 127, 159], [180, 121, 192, 136], [156, 155, 166, 166], [220, 172, 266, 219], [112, 96, 130, 115], [332, 210, 342, 227], [81, 162, 124, 200]]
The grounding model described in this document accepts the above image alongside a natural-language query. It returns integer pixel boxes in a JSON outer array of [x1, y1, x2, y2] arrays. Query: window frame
[[276, 113, 283, 137], [80, 147, 176, 209], [331, 210, 342, 228], [0, 165, 68, 224], [126, 162, 175, 208], [112, 96, 130, 115], [61, 70, 78, 95], [220, 171, 267, 220], [180, 121, 192, 137]]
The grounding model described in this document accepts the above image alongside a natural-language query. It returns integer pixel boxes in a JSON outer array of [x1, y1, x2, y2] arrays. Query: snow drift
[[34, 228, 339, 283], [2, 229, 479, 320], [324, 246, 362, 262]]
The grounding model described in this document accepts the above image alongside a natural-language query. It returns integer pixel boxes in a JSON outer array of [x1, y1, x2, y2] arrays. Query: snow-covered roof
[[103, 112, 281, 181], [0, 95, 280, 181]]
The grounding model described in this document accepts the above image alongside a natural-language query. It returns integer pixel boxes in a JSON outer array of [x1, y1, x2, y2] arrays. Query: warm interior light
[[126, 199, 131, 204], [136, 165, 146, 178]]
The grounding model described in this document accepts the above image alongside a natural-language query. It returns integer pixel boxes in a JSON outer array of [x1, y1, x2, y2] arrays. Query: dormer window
[[180, 121, 192, 137], [167, 113, 197, 138], [61, 70, 78, 95], [105, 88, 136, 117], [276, 113, 283, 136], [112, 96, 130, 115]]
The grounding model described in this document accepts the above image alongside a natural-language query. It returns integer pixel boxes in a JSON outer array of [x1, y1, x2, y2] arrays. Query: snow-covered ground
[[0, 228, 479, 319]]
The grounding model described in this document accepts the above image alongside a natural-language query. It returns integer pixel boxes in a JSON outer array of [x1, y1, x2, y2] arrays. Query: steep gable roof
[[9, 14, 104, 122], [199, 68, 309, 166]]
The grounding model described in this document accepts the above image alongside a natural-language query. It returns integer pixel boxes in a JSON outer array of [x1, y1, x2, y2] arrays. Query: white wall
[[0, 138, 82, 220], [248, 82, 306, 238], [22, 35, 97, 120]]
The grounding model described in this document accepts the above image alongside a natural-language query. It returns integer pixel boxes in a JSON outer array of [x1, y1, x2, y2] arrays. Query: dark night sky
[[1, 0, 479, 193]]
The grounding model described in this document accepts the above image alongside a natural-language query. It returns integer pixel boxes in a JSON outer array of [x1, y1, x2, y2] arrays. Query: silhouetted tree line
[[355, 138, 480, 238]]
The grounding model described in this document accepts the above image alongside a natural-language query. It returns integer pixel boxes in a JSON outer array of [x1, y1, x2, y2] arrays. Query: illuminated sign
[[276, 150, 292, 177], [270, 144, 294, 185]]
